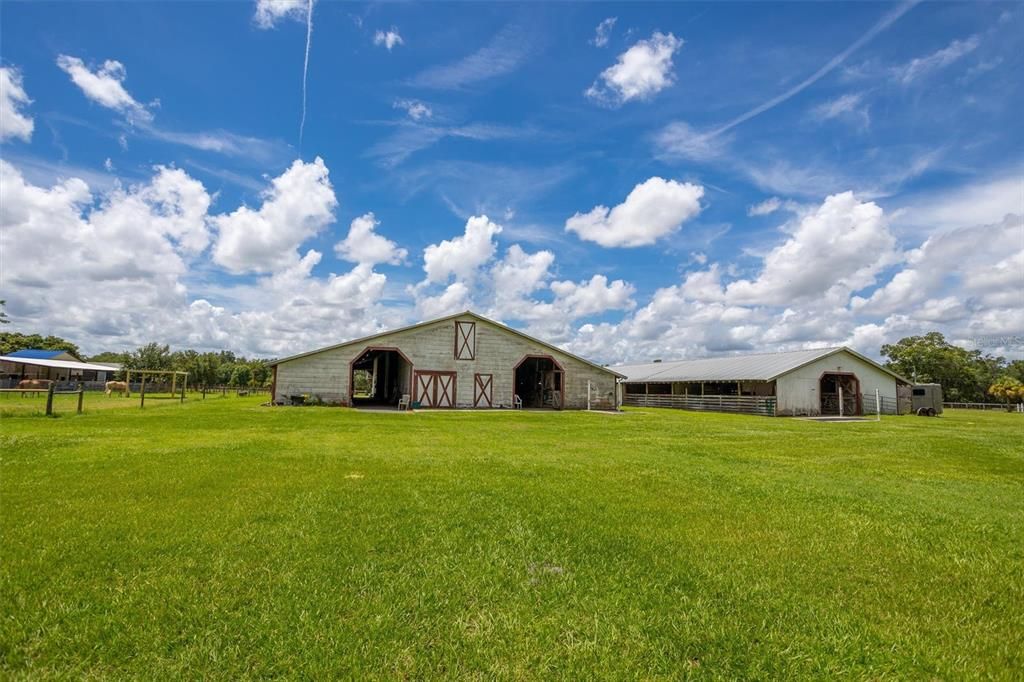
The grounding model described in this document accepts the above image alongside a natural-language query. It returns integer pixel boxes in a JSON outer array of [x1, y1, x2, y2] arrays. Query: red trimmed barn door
[[473, 373, 493, 408], [414, 371, 456, 408]]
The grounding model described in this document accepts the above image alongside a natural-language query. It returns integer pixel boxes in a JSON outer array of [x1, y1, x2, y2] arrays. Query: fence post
[[875, 389, 881, 422], [45, 382, 55, 416], [140, 375, 147, 409], [77, 385, 84, 414]]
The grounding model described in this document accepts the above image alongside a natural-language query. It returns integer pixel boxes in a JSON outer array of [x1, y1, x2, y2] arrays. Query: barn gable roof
[[270, 310, 625, 378], [613, 346, 909, 384]]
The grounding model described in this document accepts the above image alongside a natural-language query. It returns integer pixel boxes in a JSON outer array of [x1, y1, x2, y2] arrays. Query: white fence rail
[[944, 401, 1022, 411], [623, 393, 777, 416]]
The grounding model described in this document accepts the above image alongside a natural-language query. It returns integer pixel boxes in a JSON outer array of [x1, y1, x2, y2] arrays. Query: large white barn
[[270, 311, 623, 410], [614, 347, 910, 417]]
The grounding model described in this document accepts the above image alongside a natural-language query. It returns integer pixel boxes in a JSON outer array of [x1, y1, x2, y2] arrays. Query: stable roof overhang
[[0, 355, 122, 373], [612, 346, 909, 384]]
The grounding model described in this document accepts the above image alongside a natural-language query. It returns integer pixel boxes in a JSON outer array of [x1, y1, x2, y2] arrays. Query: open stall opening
[[514, 355, 563, 409], [819, 373, 861, 416], [350, 348, 411, 407]]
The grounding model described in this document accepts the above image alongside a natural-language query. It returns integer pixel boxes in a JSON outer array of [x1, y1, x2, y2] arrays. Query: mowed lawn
[[2, 399, 1022, 679]]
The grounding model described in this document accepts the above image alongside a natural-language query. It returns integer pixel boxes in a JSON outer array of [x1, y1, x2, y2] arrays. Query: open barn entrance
[[350, 348, 411, 407], [514, 355, 564, 409], [820, 372, 861, 416]]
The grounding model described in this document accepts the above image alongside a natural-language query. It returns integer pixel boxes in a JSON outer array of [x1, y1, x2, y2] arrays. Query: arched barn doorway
[[514, 355, 564, 409], [819, 372, 861, 416], [350, 347, 412, 407]]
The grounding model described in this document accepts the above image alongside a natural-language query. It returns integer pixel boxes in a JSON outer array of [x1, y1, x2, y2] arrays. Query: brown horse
[[105, 380, 129, 397], [17, 378, 53, 397]]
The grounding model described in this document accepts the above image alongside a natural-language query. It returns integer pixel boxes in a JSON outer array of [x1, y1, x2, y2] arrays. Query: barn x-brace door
[[414, 371, 456, 408], [473, 373, 493, 408]]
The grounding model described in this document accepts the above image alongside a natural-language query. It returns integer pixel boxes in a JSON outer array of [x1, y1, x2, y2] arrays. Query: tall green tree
[[0, 332, 81, 358], [230, 364, 253, 388], [989, 377, 1024, 408], [250, 360, 271, 387], [881, 332, 1005, 402], [123, 343, 173, 371], [88, 351, 127, 364]]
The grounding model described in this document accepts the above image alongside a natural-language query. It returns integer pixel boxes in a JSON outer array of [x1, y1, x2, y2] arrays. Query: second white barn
[[270, 311, 622, 410], [615, 347, 910, 416]]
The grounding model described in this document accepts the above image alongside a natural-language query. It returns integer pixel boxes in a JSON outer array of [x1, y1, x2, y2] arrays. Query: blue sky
[[1, 1, 1021, 361]]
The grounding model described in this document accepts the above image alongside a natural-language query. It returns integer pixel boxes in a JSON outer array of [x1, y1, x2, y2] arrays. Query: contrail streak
[[707, 0, 919, 139], [299, 0, 314, 145]]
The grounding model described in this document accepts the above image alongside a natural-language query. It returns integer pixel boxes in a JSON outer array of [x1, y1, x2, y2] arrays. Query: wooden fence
[[623, 393, 777, 416], [0, 384, 84, 416]]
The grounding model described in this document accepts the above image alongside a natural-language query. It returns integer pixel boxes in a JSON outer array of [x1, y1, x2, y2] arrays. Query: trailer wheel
[[927, 407, 937, 417]]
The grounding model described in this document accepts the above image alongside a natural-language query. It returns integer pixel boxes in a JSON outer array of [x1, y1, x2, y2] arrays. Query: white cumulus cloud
[[422, 214, 502, 284], [0, 66, 34, 142], [56, 55, 152, 122], [213, 157, 337, 274], [334, 212, 408, 266], [254, 0, 307, 28], [725, 191, 899, 306], [374, 28, 404, 51], [586, 31, 683, 106], [565, 177, 704, 247]]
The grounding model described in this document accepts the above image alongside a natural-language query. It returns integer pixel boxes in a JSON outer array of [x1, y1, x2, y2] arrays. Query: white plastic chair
[[398, 394, 411, 411], [513, 394, 523, 410]]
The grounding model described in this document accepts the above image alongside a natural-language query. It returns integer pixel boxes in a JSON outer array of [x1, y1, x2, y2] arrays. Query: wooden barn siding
[[774, 350, 898, 416], [273, 316, 618, 409]]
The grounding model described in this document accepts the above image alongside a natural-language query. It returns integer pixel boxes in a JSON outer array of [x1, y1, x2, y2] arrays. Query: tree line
[[880, 332, 1024, 404], [111, 343, 274, 389], [1, 333, 274, 389]]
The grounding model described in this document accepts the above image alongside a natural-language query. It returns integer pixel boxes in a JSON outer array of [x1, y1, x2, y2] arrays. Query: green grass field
[[2, 398, 1022, 679]]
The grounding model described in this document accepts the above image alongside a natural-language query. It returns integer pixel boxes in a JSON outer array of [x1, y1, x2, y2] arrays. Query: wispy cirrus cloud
[[409, 23, 532, 89], [364, 121, 533, 167], [656, 0, 917, 159], [590, 17, 617, 48], [393, 99, 432, 121], [811, 92, 870, 129], [890, 34, 980, 85]]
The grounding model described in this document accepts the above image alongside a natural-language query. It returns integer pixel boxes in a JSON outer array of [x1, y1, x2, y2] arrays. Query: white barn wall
[[273, 315, 618, 409], [775, 350, 898, 416]]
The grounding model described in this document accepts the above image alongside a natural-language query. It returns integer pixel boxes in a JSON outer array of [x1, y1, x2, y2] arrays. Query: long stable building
[[614, 347, 909, 416], [270, 311, 623, 410], [0, 349, 120, 387]]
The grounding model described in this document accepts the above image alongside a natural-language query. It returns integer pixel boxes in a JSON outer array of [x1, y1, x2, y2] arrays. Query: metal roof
[[613, 346, 908, 383], [271, 310, 625, 378], [0, 355, 121, 373], [6, 349, 71, 360]]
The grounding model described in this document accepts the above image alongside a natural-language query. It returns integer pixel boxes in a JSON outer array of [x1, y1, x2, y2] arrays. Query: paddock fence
[[860, 394, 901, 415], [944, 401, 1023, 412], [0, 384, 84, 416], [623, 393, 777, 416]]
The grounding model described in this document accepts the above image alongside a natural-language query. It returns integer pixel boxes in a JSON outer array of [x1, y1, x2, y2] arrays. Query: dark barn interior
[[350, 349, 410, 407], [514, 356, 563, 408]]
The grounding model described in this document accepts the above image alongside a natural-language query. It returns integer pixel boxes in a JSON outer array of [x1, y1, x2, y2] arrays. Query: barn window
[[454, 321, 476, 360]]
